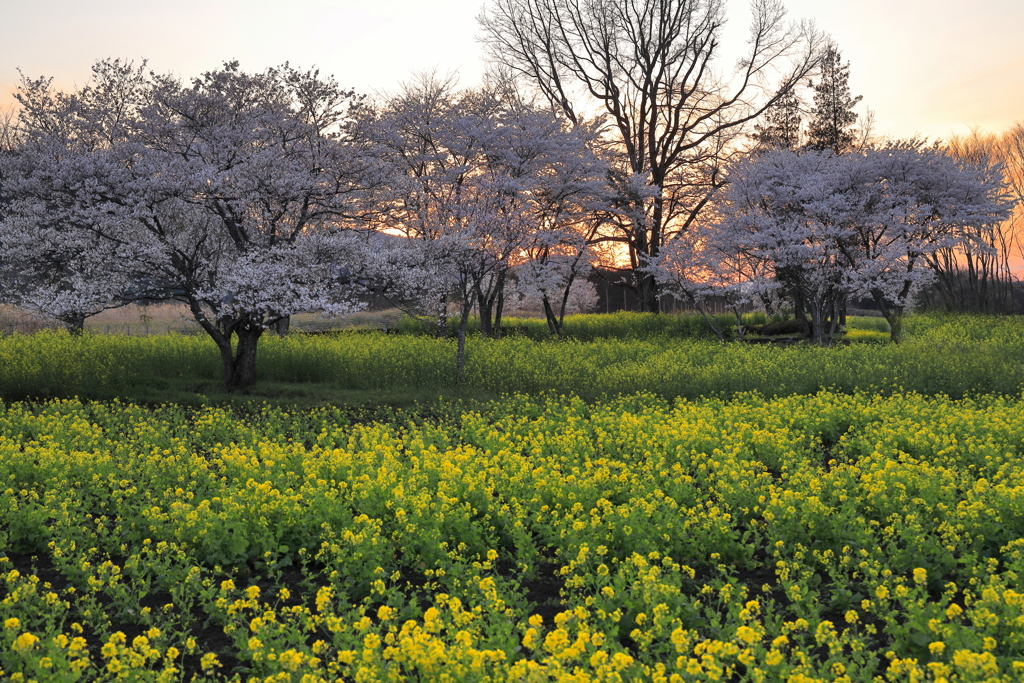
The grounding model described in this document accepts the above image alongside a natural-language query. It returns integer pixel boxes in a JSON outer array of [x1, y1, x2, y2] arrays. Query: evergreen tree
[[753, 88, 803, 151], [807, 44, 862, 154]]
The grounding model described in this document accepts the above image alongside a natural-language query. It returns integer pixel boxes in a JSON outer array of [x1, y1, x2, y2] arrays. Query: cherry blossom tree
[[841, 143, 1013, 340], [651, 220, 778, 341], [515, 233, 601, 335], [0, 60, 378, 389], [712, 145, 1012, 343], [0, 211, 132, 332], [361, 74, 604, 373]]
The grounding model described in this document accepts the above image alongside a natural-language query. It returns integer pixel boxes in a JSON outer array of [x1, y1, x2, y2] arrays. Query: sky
[[1, 0, 1022, 142]]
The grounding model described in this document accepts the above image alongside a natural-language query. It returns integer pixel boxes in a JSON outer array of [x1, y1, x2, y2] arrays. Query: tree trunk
[[477, 289, 494, 338], [437, 298, 448, 338], [541, 293, 563, 336], [64, 313, 87, 336], [493, 285, 505, 339], [887, 313, 905, 344], [274, 315, 291, 337], [456, 303, 471, 382], [682, 292, 724, 342], [871, 290, 904, 344], [219, 324, 264, 391], [636, 270, 661, 313], [477, 270, 507, 338]]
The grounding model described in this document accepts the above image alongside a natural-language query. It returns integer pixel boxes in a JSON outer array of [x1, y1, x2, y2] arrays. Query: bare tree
[[0, 107, 20, 153], [480, 0, 824, 311], [923, 127, 1023, 314]]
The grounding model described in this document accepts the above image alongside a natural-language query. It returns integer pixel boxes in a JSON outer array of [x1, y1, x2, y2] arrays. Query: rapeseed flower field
[[3, 389, 1024, 681]]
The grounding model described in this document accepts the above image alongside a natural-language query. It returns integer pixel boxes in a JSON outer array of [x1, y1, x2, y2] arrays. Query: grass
[[0, 312, 1019, 406]]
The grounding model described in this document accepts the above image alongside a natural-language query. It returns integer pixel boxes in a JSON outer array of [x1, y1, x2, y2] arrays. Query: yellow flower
[[12, 632, 39, 652], [279, 649, 305, 671], [913, 568, 927, 585], [315, 586, 333, 613], [611, 652, 634, 668], [200, 653, 220, 672], [929, 641, 945, 655], [522, 628, 540, 649], [3, 618, 19, 630], [735, 625, 759, 645]]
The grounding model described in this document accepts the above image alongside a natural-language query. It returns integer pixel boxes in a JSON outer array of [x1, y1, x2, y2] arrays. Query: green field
[[2, 312, 1024, 681], [0, 313, 1018, 407]]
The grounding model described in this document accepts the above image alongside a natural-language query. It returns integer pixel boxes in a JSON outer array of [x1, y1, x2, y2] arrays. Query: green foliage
[[0, 313, 1021, 401], [395, 311, 750, 341]]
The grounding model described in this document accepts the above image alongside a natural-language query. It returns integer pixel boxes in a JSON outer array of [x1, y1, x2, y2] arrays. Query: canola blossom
[[2, 391, 1024, 681]]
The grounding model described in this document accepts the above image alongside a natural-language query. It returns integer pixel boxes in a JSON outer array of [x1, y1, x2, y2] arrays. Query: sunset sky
[[1, 0, 1021, 142]]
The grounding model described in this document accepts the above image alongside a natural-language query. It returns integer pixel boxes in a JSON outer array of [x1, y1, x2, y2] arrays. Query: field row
[[0, 314, 1020, 401], [2, 390, 1024, 680]]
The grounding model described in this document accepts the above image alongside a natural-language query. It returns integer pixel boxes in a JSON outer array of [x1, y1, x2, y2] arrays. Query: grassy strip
[[0, 313, 1019, 404]]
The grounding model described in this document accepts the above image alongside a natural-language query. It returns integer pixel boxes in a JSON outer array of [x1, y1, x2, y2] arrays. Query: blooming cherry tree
[[711, 145, 1012, 343], [0, 60, 378, 388], [362, 75, 604, 373]]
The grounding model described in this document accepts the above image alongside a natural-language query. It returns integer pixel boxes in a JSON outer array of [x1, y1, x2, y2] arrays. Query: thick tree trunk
[[871, 290, 905, 344], [218, 324, 264, 391], [637, 270, 661, 313], [493, 286, 505, 339], [887, 313, 905, 344], [64, 313, 87, 336], [478, 290, 493, 338]]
